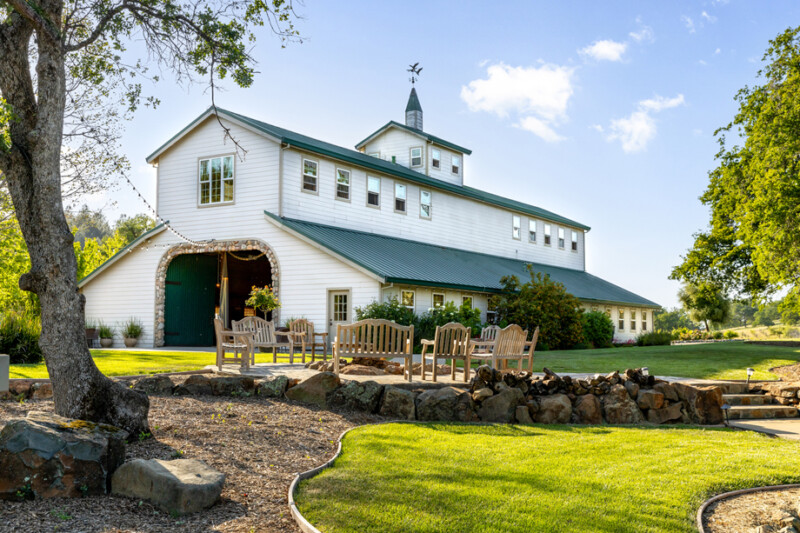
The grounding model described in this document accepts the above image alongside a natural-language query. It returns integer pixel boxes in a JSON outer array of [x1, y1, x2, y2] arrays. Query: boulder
[[0, 411, 127, 499], [603, 384, 645, 424], [340, 365, 386, 376], [515, 405, 533, 424], [256, 375, 289, 398], [327, 380, 384, 412], [534, 394, 572, 424], [285, 372, 341, 407], [209, 376, 254, 396], [416, 387, 473, 422], [31, 382, 53, 400], [646, 403, 684, 424], [653, 382, 679, 402], [8, 380, 33, 398], [472, 387, 494, 402], [672, 383, 724, 425], [379, 386, 416, 420], [133, 375, 175, 395], [637, 390, 665, 410], [574, 394, 602, 424], [478, 387, 524, 423], [111, 458, 224, 515], [173, 375, 212, 396], [624, 380, 639, 400]]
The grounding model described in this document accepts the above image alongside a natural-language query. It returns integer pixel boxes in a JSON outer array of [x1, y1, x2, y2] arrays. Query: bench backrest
[[232, 316, 276, 344], [481, 325, 500, 341], [494, 324, 528, 357], [335, 319, 413, 356], [433, 322, 471, 357], [289, 318, 314, 340]]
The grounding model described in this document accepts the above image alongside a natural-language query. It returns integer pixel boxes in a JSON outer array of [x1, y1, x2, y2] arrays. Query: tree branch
[[64, 1, 130, 52], [5, 0, 60, 43]]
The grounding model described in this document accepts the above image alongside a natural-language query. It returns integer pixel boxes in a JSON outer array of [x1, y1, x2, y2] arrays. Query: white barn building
[[79, 88, 659, 348]]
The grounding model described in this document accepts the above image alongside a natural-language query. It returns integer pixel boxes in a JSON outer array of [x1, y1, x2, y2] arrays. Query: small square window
[[395, 183, 407, 213], [410, 147, 423, 168], [368, 152, 380, 158], [571, 230, 578, 251], [336, 168, 350, 201], [512, 215, 521, 240], [544, 224, 551, 246], [199, 155, 234, 205], [452, 155, 461, 175], [432, 293, 445, 308], [367, 176, 380, 207], [558, 228, 565, 249], [401, 290, 415, 309], [302, 159, 318, 193], [462, 295, 473, 309], [529, 220, 537, 243], [420, 190, 432, 219], [431, 148, 441, 169]]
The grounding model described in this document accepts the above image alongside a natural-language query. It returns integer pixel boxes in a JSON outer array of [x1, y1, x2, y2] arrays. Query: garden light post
[[721, 403, 730, 427], [746, 367, 754, 387], [642, 367, 649, 377]]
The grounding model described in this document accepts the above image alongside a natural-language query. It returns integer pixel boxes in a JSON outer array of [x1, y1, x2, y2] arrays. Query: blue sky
[[101, 0, 800, 309]]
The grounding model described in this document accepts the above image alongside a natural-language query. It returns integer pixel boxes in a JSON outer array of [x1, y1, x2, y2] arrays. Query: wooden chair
[[481, 325, 501, 342], [523, 326, 540, 372], [214, 316, 253, 371], [420, 322, 472, 382], [232, 316, 304, 364], [288, 319, 328, 361], [471, 324, 529, 371], [333, 319, 414, 382]]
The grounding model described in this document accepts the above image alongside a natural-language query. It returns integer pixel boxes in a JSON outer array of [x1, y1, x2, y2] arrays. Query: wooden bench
[[232, 316, 305, 364], [333, 319, 414, 382]]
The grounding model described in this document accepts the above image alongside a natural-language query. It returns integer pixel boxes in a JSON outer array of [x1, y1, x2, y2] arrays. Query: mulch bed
[[703, 487, 800, 532], [0, 387, 384, 532]]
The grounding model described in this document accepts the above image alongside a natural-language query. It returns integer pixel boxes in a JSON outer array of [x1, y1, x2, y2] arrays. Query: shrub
[[245, 285, 280, 318], [581, 311, 614, 348], [416, 302, 483, 341], [122, 317, 144, 339], [725, 330, 739, 339], [636, 330, 673, 346], [354, 297, 415, 326], [712, 331, 724, 340], [0, 310, 42, 364], [97, 323, 115, 339]]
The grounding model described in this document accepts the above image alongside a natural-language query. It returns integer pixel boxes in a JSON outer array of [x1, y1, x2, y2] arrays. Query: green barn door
[[164, 254, 218, 346]]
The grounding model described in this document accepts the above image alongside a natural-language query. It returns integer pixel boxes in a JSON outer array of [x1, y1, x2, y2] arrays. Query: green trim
[[78, 224, 167, 287], [146, 109, 214, 163], [355, 120, 473, 155]]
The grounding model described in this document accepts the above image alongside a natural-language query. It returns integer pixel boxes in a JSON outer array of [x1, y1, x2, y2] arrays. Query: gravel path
[[0, 394, 382, 532]]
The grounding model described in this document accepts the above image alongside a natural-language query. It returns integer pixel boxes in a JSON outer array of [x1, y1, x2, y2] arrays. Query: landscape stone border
[[696, 483, 800, 533], [153, 240, 280, 347]]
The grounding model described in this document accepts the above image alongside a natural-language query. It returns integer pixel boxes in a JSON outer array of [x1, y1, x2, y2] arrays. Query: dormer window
[[199, 155, 234, 205], [302, 159, 318, 194], [410, 147, 423, 168], [431, 148, 441, 169], [336, 168, 350, 201], [394, 183, 407, 213], [452, 154, 461, 175]]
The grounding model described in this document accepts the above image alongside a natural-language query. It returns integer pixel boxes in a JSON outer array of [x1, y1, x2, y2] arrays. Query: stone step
[[723, 394, 774, 406], [679, 380, 750, 394], [727, 405, 799, 420]]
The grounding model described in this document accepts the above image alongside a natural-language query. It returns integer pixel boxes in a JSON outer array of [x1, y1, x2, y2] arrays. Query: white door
[[328, 290, 350, 348]]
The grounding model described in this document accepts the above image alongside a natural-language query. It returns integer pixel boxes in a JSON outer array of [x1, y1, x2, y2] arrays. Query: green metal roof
[[405, 87, 423, 113], [265, 212, 658, 307], [355, 120, 473, 155], [159, 108, 588, 230]]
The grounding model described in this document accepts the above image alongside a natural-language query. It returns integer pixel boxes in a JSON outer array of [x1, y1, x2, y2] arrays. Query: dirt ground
[[0, 392, 382, 533], [703, 487, 800, 533]]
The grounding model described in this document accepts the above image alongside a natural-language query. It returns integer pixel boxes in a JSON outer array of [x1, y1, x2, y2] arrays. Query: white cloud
[[629, 18, 655, 43], [580, 39, 628, 62], [605, 94, 684, 153], [698, 59, 708, 66], [682, 15, 696, 33], [461, 62, 574, 142], [590, 124, 604, 133], [714, 48, 721, 55], [701, 11, 717, 23]]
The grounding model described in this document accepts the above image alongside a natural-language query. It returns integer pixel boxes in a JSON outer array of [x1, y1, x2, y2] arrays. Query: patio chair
[[481, 325, 501, 342], [471, 324, 528, 371], [232, 316, 305, 364], [288, 319, 328, 361], [420, 322, 472, 382], [214, 316, 253, 371]]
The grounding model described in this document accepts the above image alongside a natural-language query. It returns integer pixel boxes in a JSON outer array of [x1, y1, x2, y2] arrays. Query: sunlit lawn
[[8, 349, 320, 379], [296, 423, 800, 533]]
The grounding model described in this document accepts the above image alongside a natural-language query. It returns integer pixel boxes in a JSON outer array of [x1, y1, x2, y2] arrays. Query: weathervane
[[408, 62, 423, 85]]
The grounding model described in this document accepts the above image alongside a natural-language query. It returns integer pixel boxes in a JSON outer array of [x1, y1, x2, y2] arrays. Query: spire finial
[[407, 62, 423, 85]]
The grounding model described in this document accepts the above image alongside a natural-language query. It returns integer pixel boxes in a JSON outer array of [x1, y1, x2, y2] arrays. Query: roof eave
[[78, 224, 167, 288]]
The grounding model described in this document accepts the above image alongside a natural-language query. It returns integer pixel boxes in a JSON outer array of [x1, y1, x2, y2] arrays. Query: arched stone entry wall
[[154, 240, 280, 347]]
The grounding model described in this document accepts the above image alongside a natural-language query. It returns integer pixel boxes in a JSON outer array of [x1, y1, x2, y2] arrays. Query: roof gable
[[355, 121, 473, 155]]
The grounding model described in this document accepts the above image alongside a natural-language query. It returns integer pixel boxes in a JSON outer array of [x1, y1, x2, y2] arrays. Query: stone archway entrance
[[154, 240, 280, 347]]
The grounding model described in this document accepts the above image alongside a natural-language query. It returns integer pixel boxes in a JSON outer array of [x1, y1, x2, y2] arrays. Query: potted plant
[[245, 285, 280, 319], [85, 320, 98, 347], [122, 317, 144, 348], [98, 323, 115, 348]]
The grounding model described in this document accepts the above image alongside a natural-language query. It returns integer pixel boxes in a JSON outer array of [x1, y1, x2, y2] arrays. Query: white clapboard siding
[[426, 144, 464, 186], [580, 303, 659, 343], [382, 285, 490, 323], [281, 148, 585, 270]]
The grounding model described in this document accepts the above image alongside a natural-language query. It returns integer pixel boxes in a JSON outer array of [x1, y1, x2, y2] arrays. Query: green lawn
[[296, 423, 800, 533], [8, 349, 315, 379]]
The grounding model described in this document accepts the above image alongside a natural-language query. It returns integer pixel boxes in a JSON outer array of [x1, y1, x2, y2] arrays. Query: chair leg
[[420, 345, 428, 381], [407, 355, 412, 382], [464, 356, 470, 382], [272, 347, 277, 364], [432, 355, 437, 383], [334, 350, 340, 375], [451, 358, 456, 381]]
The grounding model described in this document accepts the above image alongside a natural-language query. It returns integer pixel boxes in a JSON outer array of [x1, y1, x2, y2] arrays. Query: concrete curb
[[696, 483, 800, 532]]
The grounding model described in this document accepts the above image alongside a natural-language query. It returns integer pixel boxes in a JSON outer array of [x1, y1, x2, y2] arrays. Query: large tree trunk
[[0, 4, 148, 434]]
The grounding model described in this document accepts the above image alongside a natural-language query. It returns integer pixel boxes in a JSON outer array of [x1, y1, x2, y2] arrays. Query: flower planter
[[100, 338, 113, 348], [124, 337, 138, 348]]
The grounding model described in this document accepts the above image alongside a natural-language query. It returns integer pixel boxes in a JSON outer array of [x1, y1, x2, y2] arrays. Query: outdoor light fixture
[[642, 367, 649, 377], [746, 367, 755, 387], [721, 403, 731, 427]]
